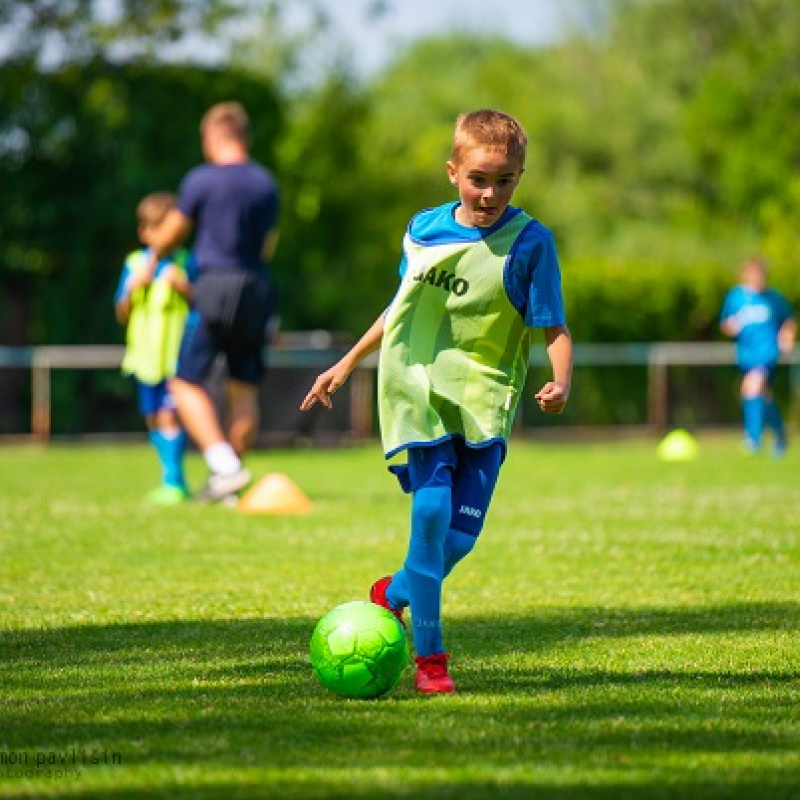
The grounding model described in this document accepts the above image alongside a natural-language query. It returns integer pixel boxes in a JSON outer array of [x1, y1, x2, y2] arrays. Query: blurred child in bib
[[302, 109, 573, 694], [115, 192, 198, 504]]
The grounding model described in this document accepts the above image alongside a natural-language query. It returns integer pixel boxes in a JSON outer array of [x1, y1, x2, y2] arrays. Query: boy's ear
[[446, 160, 458, 185]]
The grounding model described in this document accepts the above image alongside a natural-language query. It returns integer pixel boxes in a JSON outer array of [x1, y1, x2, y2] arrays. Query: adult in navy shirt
[[149, 101, 280, 502], [720, 256, 796, 455]]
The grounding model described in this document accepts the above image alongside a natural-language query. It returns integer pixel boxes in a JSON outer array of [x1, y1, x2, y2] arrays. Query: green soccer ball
[[310, 601, 409, 699]]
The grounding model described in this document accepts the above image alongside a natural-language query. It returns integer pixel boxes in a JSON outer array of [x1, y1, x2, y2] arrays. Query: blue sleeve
[[505, 224, 565, 328], [720, 288, 742, 322], [113, 260, 132, 305]]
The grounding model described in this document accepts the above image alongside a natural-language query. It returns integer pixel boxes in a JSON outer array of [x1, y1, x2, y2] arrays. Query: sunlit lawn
[[0, 436, 798, 798]]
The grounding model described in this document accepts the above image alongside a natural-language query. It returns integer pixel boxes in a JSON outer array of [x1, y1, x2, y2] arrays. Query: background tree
[[3, 0, 800, 432], [0, 0, 241, 67]]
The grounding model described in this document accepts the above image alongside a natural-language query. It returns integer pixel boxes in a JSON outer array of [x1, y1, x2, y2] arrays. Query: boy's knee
[[412, 486, 452, 536], [741, 368, 767, 398]]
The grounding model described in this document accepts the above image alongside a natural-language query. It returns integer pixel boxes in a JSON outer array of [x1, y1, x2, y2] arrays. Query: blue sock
[[162, 430, 187, 489], [386, 569, 409, 609], [399, 486, 451, 657], [765, 400, 785, 436], [765, 400, 787, 450], [742, 397, 766, 447], [150, 430, 187, 490], [148, 430, 165, 483], [387, 528, 477, 609], [443, 529, 478, 577]]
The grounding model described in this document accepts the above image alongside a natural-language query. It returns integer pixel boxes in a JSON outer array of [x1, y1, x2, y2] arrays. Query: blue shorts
[[388, 438, 505, 537], [136, 380, 176, 416]]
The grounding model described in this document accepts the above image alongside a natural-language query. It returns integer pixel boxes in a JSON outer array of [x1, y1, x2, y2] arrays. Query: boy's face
[[447, 145, 523, 228], [742, 262, 767, 293]]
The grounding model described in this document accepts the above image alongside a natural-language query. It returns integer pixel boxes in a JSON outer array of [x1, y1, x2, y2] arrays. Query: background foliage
[[1, 0, 799, 430]]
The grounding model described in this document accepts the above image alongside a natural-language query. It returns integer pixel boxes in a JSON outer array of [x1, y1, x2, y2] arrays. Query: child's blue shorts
[[136, 380, 176, 416], [388, 438, 505, 537]]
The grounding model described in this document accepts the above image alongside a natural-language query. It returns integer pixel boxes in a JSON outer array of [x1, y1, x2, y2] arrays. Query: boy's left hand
[[535, 381, 569, 414], [161, 264, 180, 287]]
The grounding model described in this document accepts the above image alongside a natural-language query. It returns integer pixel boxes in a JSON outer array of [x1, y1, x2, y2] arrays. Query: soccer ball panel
[[354, 629, 386, 661], [326, 626, 357, 658]]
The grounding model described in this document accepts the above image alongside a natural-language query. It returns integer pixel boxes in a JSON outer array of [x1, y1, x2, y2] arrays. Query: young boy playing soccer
[[115, 192, 198, 504], [301, 109, 573, 694], [720, 256, 796, 456]]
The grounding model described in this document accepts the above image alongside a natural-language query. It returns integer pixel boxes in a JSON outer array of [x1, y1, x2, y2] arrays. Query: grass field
[[0, 436, 798, 799]]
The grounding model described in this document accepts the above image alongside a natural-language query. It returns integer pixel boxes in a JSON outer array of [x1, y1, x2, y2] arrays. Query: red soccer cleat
[[414, 652, 456, 695], [369, 576, 405, 626]]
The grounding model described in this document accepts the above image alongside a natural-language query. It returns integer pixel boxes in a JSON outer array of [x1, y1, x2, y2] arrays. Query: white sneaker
[[195, 468, 252, 504]]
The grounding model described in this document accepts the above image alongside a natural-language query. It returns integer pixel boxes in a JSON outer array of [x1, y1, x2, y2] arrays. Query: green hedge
[[564, 257, 746, 343]]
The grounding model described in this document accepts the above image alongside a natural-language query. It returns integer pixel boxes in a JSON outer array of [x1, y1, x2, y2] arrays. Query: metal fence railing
[[1, 341, 799, 442]]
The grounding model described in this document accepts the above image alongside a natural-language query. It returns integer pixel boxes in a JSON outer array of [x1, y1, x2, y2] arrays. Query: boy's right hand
[[719, 314, 740, 338], [535, 381, 570, 414], [300, 362, 352, 411]]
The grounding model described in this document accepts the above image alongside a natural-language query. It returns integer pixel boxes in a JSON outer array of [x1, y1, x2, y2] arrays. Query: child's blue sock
[[162, 430, 188, 489], [401, 486, 451, 657], [386, 570, 408, 609], [148, 430, 164, 482], [742, 396, 766, 448], [765, 400, 787, 450], [387, 528, 477, 608], [443, 528, 478, 578], [150, 430, 188, 490]]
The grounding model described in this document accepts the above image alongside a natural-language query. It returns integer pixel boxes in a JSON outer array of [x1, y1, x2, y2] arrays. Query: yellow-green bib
[[121, 249, 190, 385], [379, 212, 532, 457]]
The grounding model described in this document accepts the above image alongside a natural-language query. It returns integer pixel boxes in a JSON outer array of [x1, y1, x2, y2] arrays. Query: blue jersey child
[[114, 192, 199, 504], [720, 257, 796, 455], [301, 110, 573, 694]]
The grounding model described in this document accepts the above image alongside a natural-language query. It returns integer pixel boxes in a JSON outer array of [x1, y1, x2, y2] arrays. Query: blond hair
[[200, 101, 251, 145], [451, 109, 527, 166], [136, 192, 174, 228]]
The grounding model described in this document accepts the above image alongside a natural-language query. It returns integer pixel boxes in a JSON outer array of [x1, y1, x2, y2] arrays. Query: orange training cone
[[238, 472, 312, 515]]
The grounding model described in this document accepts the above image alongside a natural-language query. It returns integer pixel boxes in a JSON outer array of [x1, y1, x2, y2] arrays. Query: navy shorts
[[135, 380, 176, 416], [175, 270, 276, 386], [388, 438, 505, 537]]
